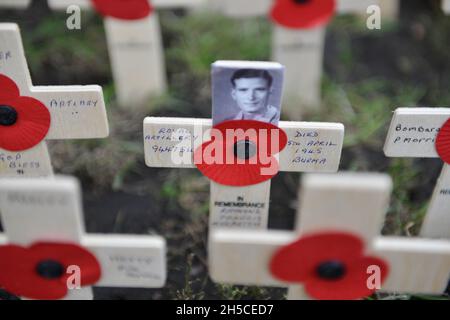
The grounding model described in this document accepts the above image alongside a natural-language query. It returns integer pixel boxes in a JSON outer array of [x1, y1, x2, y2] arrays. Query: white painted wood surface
[[104, 15, 167, 106], [0, 176, 167, 300], [384, 108, 450, 158], [210, 0, 399, 118], [48, 0, 206, 107], [273, 26, 325, 114], [384, 107, 450, 239], [0, 23, 109, 178], [370, 237, 450, 294], [48, 0, 206, 9], [0, 0, 30, 8], [443, 0, 450, 14]]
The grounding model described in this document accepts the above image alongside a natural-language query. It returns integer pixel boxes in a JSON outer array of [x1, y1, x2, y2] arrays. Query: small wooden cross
[[0, 176, 166, 300], [0, 0, 30, 8], [384, 108, 450, 238], [209, 173, 450, 300], [0, 23, 109, 178], [144, 60, 344, 231], [48, 0, 206, 107], [210, 0, 399, 119]]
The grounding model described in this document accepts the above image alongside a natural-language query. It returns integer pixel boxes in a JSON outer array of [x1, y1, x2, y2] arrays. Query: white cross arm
[[209, 229, 294, 287], [48, 0, 206, 10], [0, 0, 30, 8], [384, 108, 450, 158], [143, 117, 344, 173], [371, 237, 450, 295], [0, 23, 109, 140], [83, 234, 167, 288]]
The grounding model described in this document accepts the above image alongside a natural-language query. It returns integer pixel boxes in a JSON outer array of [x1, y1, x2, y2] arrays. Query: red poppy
[[91, 0, 153, 20], [0, 242, 101, 300], [436, 118, 450, 164], [194, 120, 287, 186], [0, 74, 51, 152], [270, 231, 389, 300], [270, 0, 336, 29]]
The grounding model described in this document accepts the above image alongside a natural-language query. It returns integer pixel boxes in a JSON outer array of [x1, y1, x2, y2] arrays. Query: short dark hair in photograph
[[230, 69, 273, 88]]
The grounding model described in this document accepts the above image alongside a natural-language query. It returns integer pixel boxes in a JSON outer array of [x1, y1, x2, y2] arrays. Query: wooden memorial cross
[[384, 108, 450, 238], [0, 23, 109, 178], [0, 176, 167, 300], [144, 60, 344, 231], [48, 0, 205, 107], [209, 173, 450, 300], [210, 0, 399, 119]]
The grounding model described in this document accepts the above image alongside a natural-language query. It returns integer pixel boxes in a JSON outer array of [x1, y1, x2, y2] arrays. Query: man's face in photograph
[[231, 77, 271, 115]]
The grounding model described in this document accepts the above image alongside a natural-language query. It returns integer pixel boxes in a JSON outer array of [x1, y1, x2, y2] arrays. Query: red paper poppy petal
[[30, 243, 102, 286], [270, 232, 364, 282], [194, 120, 287, 186], [91, 0, 153, 20], [0, 74, 20, 100], [304, 256, 389, 300], [436, 118, 450, 164], [0, 245, 68, 300], [0, 96, 50, 151], [270, 0, 336, 29]]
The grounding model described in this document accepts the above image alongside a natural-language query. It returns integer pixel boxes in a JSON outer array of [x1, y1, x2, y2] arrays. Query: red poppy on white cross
[[0, 0, 30, 8], [143, 60, 344, 233], [47, 0, 206, 107], [0, 176, 166, 300], [444, 0, 450, 14], [384, 108, 450, 239], [0, 23, 109, 178], [209, 173, 450, 300], [209, 0, 399, 118]]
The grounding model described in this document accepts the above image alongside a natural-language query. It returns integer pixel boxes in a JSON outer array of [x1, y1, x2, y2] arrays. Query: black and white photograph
[[212, 61, 285, 125]]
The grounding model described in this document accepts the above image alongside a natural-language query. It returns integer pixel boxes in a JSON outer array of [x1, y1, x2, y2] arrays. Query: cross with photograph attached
[[0, 23, 109, 177], [144, 60, 344, 233], [209, 172, 450, 300], [0, 176, 166, 300]]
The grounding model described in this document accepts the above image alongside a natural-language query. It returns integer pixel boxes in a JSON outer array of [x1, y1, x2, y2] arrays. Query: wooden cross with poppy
[[210, 0, 399, 119], [144, 60, 344, 234], [47, 0, 206, 107], [0, 23, 109, 178], [0, 176, 167, 300], [384, 108, 450, 239], [209, 172, 450, 300]]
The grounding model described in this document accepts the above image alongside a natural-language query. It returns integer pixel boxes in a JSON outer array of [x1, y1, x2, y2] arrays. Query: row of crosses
[[0, 4, 449, 299]]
